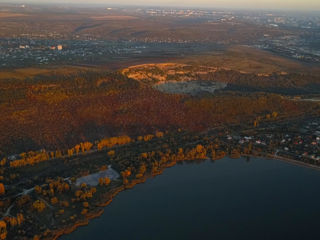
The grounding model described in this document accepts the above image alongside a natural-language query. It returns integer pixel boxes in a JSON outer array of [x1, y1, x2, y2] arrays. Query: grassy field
[[0, 66, 95, 81], [180, 45, 318, 74]]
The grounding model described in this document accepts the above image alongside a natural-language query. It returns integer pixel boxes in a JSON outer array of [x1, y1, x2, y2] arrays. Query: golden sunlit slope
[[121, 47, 320, 93], [122, 45, 319, 84]]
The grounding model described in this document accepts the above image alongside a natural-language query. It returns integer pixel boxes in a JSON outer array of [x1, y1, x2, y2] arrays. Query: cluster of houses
[[223, 118, 320, 164]]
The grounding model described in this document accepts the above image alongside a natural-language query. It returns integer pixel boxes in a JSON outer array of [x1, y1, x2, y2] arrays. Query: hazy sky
[[5, 0, 320, 11]]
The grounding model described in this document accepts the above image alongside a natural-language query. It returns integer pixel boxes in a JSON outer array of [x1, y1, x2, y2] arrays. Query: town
[[223, 116, 320, 165], [0, 39, 221, 68], [0, 5, 319, 68]]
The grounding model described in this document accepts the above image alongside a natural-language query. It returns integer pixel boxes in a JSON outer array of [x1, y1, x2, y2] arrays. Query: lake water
[[62, 157, 320, 240], [153, 81, 227, 95]]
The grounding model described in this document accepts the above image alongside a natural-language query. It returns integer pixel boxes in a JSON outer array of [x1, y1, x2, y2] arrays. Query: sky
[[4, 0, 320, 11]]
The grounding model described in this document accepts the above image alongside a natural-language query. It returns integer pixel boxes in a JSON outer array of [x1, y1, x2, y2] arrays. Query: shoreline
[[50, 185, 128, 240], [50, 169, 165, 240], [46, 154, 318, 240], [242, 153, 320, 171]]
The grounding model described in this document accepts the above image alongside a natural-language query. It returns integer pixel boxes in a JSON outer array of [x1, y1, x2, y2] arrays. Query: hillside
[[121, 47, 320, 94]]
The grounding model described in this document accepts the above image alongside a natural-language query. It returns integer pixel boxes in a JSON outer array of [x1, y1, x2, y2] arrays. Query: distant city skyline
[[3, 0, 320, 11]]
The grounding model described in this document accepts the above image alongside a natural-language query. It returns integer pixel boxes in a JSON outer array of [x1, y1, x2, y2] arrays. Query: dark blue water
[[62, 158, 320, 240]]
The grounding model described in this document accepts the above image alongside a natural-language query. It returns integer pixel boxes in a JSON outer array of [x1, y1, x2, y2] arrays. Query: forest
[[0, 67, 318, 156]]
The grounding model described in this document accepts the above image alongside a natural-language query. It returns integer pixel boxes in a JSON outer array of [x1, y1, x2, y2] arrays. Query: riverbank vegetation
[[0, 113, 319, 239]]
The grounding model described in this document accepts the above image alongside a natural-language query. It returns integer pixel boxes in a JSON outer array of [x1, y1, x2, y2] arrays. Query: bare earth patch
[[76, 166, 120, 186]]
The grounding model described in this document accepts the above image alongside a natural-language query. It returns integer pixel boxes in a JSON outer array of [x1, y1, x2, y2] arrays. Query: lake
[[62, 157, 320, 240]]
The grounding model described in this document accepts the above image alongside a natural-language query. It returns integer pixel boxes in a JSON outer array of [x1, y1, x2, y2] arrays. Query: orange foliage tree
[[0, 184, 4, 195]]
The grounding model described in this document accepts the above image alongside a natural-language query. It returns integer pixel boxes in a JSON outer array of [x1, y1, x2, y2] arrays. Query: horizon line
[[1, 1, 320, 12]]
